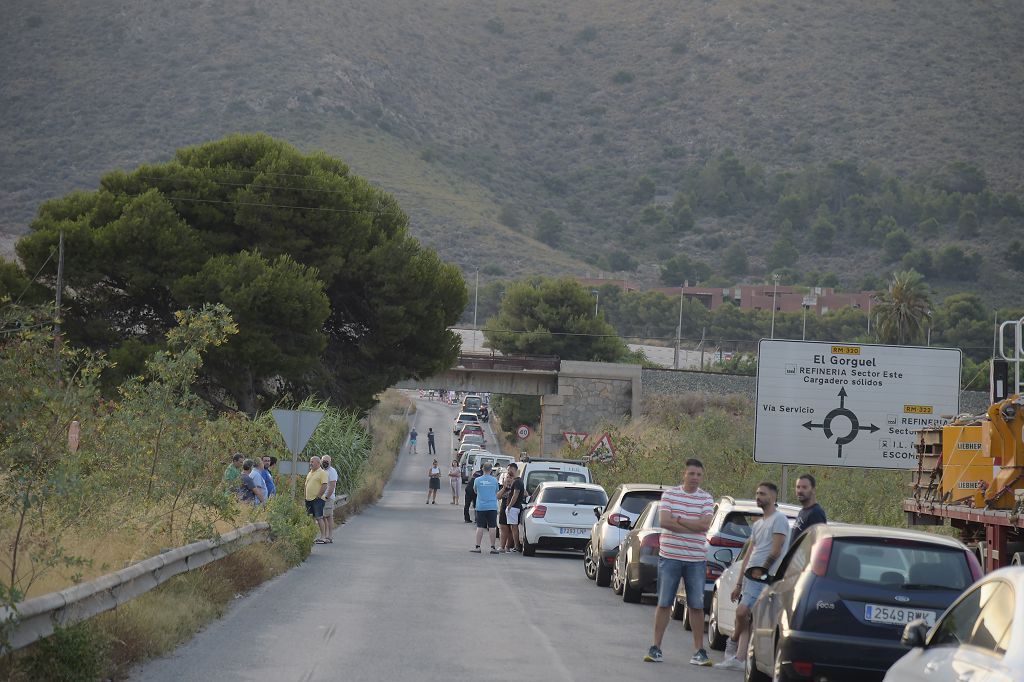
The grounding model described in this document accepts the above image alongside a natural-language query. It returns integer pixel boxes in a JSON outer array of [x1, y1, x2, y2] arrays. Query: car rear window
[[721, 511, 759, 539], [526, 471, 588, 495], [538, 487, 608, 506], [827, 539, 973, 590], [618, 491, 663, 514]]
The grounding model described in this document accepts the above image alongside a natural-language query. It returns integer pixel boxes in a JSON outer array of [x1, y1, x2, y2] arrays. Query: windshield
[[525, 471, 588, 495], [828, 539, 972, 590], [618, 490, 663, 514], [538, 487, 608, 506]]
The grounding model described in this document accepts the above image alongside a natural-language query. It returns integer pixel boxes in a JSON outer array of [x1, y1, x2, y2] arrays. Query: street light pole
[[674, 285, 684, 369], [472, 267, 480, 351], [591, 289, 600, 317], [770, 274, 780, 340]]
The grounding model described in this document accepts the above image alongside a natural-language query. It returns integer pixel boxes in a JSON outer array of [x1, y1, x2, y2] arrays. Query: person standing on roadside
[[238, 459, 265, 505], [464, 466, 483, 523], [248, 457, 268, 506], [304, 456, 330, 544], [260, 455, 277, 498], [322, 456, 339, 543], [717, 482, 790, 671], [501, 463, 524, 552], [409, 427, 418, 455], [448, 459, 461, 505], [223, 453, 244, 486], [645, 458, 715, 667], [470, 463, 500, 554], [427, 428, 436, 455], [427, 459, 442, 504], [791, 473, 827, 543]]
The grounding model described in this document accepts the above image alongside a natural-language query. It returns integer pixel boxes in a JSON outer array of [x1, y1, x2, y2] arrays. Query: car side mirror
[[900, 619, 929, 648], [617, 517, 632, 530], [594, 506, 603, 519], [713, 548, 733, 566]]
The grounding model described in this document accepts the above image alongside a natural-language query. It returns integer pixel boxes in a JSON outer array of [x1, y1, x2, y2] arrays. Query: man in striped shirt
[[645, 458, 715, 666]]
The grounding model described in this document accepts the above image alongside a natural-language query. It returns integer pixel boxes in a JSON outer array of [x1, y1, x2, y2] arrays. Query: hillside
[[2, 0, 1022, 297]]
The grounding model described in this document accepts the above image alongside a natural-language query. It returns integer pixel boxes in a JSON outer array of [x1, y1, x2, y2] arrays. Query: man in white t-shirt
[[322, 456, 339, 543], [645, 458, 715, 667], [717, 481, 790, 671]]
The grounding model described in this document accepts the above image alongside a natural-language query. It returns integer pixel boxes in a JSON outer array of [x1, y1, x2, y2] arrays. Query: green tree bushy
[[14, 133, 466, 415]]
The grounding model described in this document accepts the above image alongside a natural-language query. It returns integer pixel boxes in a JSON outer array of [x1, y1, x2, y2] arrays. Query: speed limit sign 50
[[516, 424, 531, 440]]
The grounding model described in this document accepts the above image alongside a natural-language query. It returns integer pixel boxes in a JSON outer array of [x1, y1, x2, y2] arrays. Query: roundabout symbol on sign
[[516, 424, 531, 440], [802, 387, 879, 458]]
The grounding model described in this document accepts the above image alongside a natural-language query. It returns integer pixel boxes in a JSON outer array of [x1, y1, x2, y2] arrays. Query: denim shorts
[[739, 579, 767, 608], [657, 557, 706, 609]]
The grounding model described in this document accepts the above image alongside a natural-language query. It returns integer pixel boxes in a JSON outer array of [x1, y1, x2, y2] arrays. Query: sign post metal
[[271, 409, 325, 496]]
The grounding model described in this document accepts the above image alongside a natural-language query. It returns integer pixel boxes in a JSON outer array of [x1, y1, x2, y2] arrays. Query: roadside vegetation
[[0, 299, 410, 680]]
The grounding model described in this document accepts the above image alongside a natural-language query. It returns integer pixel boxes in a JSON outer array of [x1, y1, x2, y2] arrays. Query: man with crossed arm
[[645, 458, 715, 666]]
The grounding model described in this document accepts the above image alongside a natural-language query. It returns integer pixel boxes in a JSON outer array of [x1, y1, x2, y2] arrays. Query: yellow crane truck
[[905, 318, 1024, 572]]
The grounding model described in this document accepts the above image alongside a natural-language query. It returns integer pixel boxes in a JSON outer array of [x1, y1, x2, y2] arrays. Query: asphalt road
[[130, 394, 739, 682]]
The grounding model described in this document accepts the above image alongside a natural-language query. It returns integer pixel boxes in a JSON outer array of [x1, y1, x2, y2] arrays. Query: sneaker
[[643, 646, 663, 663], [715, 656, 745, 671], [470, 547, 481, 553], [724, 638, 739, 659], [690, 649, 713, 667], [489, 548, 500, 554]]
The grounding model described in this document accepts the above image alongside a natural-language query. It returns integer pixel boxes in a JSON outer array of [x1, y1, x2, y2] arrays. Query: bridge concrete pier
[[539, 361, 640, 455]]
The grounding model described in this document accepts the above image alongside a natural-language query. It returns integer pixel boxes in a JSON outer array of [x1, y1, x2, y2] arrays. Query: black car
[[611, 500, 661, 603], [745, 523, 982, 682]]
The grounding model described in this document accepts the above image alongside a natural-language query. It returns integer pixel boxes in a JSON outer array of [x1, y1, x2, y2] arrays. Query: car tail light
[[532, 505, 547, 519], [792, 661, 813, 677], [640, 534, 661, 555], [810, 537, 834, 577], [706, 564, 723, 580], [709, 536, 744, 548], [609, 513, 630, 528], [966, 550, 983, 581]]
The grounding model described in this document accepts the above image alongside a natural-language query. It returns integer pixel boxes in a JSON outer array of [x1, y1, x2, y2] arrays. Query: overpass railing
[[456, 352, 560, 372]]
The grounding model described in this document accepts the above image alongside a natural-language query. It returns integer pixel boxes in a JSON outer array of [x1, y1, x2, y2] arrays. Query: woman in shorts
[[448, 459, 461, 505], [427, 459, 441, 504]]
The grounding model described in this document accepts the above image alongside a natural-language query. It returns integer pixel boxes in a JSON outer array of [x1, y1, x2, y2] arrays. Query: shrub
[[576, 26, 598, 42], [612, 70, 635, 85], [23, 623, 108, 682], [266, 495, 317, 566]]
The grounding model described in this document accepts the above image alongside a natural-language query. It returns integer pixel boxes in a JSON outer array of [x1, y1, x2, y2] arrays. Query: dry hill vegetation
[[2, 0, 1022, 298]]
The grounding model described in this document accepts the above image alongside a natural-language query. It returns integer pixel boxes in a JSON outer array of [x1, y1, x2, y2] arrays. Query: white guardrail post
[[1, 522, 271, 652]]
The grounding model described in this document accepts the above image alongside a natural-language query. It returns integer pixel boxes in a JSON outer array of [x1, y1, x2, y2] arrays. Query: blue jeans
[[657, 557, 706, 609], [739, 579, 766, 608]]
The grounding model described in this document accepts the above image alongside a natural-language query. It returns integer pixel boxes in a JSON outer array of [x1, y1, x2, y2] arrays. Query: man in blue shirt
[[471, 463, 500, 554]]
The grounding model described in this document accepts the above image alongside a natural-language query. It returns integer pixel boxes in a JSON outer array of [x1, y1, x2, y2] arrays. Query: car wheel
[[612, 562, 625, 595], [670, 596, 687, 621], [744, 641, 770, 682], [708, 590, 727, 650], [622, 564, 643, 604], [771, 638, 795, 682], [595, 556, 612, 587], [522, 533, 536, 557], [583, 542, 598, 580]]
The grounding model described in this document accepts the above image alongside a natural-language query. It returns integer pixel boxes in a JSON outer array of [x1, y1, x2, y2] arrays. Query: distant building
[[576, 277, 640, 292], [651, 285, 873, 315]]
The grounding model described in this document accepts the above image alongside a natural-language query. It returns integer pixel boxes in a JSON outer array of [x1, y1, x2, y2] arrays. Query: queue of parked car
[[508, 466, 1021, 681], [447, 392, 1021, 679]]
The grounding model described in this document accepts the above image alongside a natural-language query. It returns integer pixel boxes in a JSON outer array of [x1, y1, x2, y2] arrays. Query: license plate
[[559, 527, 588, 536], [864, 604, 937, 626]]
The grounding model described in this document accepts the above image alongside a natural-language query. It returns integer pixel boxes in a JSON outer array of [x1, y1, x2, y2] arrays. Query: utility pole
[[674, 285, 684, 369], [53, 230, 65, 377], [591, 289, 600, 317], [698, 327, 706, 371], [769, 273, 780, 340], [472, 267, 480, 351]]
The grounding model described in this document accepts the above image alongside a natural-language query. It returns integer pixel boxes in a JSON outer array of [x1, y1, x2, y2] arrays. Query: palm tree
[[873, 270, 932, 345]]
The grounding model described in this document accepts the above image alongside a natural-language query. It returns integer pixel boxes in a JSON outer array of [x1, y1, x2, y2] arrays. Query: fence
[[2, 493, 349, 652]]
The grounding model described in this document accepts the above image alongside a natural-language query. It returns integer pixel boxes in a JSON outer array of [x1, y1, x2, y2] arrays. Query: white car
[[453, 411, 479, 434], [458, 433, 485, 451], [521, 482, 608, 557], [885, 565, 1024, 682], [706, 541, 749, 649]]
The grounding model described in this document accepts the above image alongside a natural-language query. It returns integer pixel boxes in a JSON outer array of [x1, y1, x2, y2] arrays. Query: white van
[[517, 459, 592, 499], [459, 450, 514, 482]]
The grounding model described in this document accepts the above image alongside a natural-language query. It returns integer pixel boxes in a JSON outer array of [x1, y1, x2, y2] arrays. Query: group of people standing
[[304, 455, 340, 545], [466, 462, 525, 554], [645, 459, 827, 670], [223, 452, 277, 505]]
